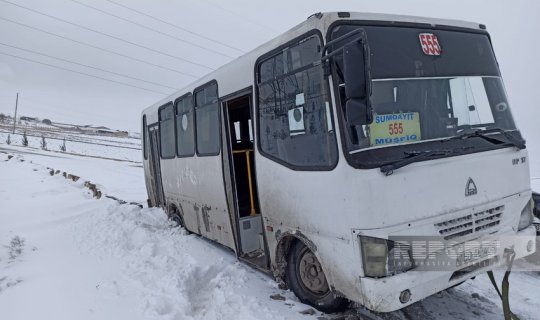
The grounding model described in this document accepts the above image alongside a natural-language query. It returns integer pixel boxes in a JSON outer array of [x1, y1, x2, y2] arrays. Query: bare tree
[[40, 134, 47, 150], [59, 138, 66, 152]]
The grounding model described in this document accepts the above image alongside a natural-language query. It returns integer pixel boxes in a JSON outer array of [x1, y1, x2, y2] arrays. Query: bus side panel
[[143, 159, 155, 206], [254, 154, 365, 300], [194, 156, 236, 250], [162, 157, 201, 234], [160, 155, 236, 251]]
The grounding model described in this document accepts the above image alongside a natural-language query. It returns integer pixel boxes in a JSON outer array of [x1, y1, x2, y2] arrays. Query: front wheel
[[286, 241, 349, 313]]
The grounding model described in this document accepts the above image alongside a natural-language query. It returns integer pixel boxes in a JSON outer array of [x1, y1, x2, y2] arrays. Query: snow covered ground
[[0, 143, 539, 320], [0, 129, 141, 163]]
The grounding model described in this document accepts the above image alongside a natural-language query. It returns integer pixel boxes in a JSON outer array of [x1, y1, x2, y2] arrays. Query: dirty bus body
[[141, 12, 536, 312]]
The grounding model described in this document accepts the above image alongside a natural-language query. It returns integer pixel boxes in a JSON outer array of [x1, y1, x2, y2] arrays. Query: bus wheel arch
[[274, 233, 295, 288], [275, 232, 316, 283], [276, 232, 348, 313], [167, 203, 185, 228]]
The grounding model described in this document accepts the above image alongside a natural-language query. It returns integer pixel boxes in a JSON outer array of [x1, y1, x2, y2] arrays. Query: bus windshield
[[365, 76, 514, 148], [329, 25, 521, 167]]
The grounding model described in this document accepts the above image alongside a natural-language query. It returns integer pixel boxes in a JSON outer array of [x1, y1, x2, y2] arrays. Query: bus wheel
[[286, 241, 349, 313], [170, 213, 183, 228], [167, 207, 184, 228]]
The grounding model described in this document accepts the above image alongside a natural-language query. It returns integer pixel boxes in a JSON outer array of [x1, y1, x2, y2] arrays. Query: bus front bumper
[[358, 226, 536, 313]]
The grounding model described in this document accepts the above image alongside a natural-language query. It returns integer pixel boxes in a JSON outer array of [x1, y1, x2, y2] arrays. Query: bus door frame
[[147, 123, 166, 208], [221, 87, 270, 272]]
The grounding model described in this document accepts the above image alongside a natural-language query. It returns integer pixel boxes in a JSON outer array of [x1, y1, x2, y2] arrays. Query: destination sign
[[369, 112, 422, 146]]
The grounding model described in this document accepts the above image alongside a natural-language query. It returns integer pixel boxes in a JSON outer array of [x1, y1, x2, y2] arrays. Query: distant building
[[113, 131, 129, 138], [96, 129, 116, 135]]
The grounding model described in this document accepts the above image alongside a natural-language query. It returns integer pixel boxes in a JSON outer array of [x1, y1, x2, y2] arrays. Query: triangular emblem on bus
[[465, 178, 478, 197]]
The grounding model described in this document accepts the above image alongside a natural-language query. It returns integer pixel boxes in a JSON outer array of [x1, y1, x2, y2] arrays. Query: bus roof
[[141, 11, 483, 123]]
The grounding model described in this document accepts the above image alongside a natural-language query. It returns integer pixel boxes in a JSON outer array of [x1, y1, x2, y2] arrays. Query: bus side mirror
[[343, 40, 373, 125]]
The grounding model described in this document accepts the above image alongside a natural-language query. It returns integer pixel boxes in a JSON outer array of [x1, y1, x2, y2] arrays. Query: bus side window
[[195, 82, 220, 156], [256, 34, 338, 169], [175, 94, 195, 157], [158, 102, 175, 159]]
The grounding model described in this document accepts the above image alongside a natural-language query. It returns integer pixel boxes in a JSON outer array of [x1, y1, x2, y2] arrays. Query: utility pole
[[12, 92, 18, 134]]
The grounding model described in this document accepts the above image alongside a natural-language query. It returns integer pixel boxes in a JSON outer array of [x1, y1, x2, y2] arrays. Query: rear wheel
[[286, 241, 349, 313], [170, 213, 183, 228], [167, 207, 185, 229]]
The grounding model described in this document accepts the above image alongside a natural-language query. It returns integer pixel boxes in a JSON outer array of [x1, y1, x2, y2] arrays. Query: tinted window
[[159, 103, 175, 159], [329, 25, 519, 169], [257, 34, 338, 168], [259, 36, 321, 83], [330, 25, 500, 79], [175, 95, 195, 157], [195, 83, 220, 155]]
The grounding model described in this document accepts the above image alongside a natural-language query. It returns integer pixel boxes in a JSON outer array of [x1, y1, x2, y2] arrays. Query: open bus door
[[147, 124, 165, 208], [222, 89, 270, 272]]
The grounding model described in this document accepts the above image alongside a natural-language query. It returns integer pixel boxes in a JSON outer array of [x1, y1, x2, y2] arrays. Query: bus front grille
[[435, 206, 505, 241]]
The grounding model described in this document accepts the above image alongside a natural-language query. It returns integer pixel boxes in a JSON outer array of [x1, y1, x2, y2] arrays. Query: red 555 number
[[388, 123, 404, 135]]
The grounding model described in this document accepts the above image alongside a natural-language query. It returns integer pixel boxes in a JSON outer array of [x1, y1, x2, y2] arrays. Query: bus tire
[[170, 213, 183, 228], [167, 206, 185, 230], [286, 240, 349, 313]]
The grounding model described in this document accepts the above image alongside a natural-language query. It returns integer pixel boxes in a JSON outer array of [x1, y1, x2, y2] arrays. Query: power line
[[69, 0, 236, 59], [0, 16, 199, 78], [104, 0, 246, 54], [0, 0, 215, 71], [197, 0, 278, 33], [0, 42, 179, 90], [0, 50, 171, 95]]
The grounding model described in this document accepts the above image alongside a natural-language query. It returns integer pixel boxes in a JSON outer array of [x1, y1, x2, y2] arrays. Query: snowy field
[[0, 142, 539, 320], [0, 128, 141, 163]]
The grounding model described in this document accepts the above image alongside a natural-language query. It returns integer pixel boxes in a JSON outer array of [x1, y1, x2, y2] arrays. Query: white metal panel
[[194, 156, 235, 248], [239, 215, 263, 253]]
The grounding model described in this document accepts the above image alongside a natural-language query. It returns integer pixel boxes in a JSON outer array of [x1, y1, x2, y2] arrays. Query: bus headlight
[[360, 236, 414, 278], [518, 198, 534, 231]]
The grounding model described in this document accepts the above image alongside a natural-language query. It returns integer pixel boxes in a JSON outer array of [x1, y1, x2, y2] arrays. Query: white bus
[[141, 12, 536, 312]]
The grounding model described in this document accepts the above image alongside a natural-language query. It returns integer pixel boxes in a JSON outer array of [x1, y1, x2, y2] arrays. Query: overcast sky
[[0, 0, 538, 150]]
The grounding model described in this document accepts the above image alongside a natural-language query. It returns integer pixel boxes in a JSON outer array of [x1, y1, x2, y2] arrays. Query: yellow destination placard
[[369, 112, 422, 146]]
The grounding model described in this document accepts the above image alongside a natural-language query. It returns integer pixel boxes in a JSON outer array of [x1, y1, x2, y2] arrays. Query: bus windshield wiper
[[379, 128, 524, 176], [380, 149, 456, 175], [446, 127, 526, 150]]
